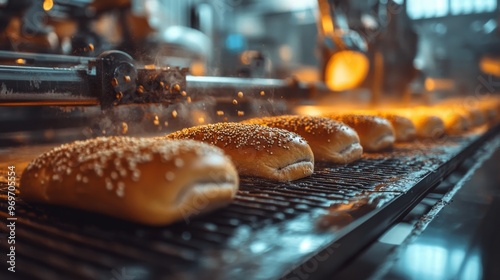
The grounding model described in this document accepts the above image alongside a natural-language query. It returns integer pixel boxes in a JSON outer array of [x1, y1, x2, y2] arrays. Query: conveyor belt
[[0, 126, 498, 280]]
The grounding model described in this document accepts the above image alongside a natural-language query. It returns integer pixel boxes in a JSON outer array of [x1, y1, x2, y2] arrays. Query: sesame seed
[[165, 172, 175, 181], [105, 178, 113, 190], [174, 158, 184, 168], [132, 170, 141, 182], [115, 182, 125, 197], [241, 115, 353, 136], [119, 169, 127, 177], [95, 168, 103, 177]]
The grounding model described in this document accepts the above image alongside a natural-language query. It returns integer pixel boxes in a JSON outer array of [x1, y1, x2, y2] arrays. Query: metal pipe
[[0, 65, 97, 106], [0, 50, 93, 66]]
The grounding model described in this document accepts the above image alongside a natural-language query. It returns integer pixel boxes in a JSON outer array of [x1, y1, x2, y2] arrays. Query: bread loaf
[[20, 137, 239, 225], [325, 114, 395, 152], [385, 109, 446, 139], [344, 110, 416, 142], [164, 123, 314, 181], [416, 107, 471, 135], [241, 115, 362, 164]]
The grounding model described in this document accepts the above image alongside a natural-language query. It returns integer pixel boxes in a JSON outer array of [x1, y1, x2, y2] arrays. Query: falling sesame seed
[[217, 110, 224, 116], [237, 111, 245, 116], [232, 99, 238, 105], [121, 122, 128, 134], [237, 91, 244, 98], [153, 115, 160, 126], [172, 110, 178, 118]]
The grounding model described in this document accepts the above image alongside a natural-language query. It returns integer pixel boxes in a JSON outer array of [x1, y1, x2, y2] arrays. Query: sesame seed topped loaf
[[20, 137, 239, 225], [164, 122, 314, 182], [241, 115, 363, 164], [325, 114, 395, 152]]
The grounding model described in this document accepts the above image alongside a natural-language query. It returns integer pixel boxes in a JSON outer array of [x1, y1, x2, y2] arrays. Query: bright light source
[[43, 0, 53, 11], [325, 50, 369, 91], [480, 56, 500, 77]]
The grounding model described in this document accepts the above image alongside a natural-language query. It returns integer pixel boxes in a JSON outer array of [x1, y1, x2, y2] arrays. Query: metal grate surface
[[0, 130, 495, 280]]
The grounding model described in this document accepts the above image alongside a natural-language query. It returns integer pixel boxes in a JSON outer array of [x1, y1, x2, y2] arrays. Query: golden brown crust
[[436, 98, 489, 127], [385, 109, 446, 139], [20, 137, 239, 225], [412, 107, 471, 135], [324, 114, 395, 152], [164, 123, 314, 181], [241, 115, 362, 164], [371, 113, 416, 142], [478, 96, 500, 124], [343, 110, 416, 142]]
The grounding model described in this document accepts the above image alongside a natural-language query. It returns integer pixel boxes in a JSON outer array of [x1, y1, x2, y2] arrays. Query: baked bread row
[[18, 116, 373, 225], [20, 98, 500, 225]]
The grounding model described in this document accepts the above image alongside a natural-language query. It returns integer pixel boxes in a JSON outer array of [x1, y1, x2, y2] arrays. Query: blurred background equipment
[[0, 0, 499, 143], [1, 1, 500, 280]]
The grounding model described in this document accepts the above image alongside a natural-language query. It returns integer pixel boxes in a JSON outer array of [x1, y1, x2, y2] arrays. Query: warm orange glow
[[325, 50, 369, 91], [15, 58, 26, 64], [479, 56, 500, 77], [294, 105, 331, 116], [424, 78, 435, 91], [43, 0, 54, 11], [190, 61, 205, 76], [144, 64, 156, 70], [424, 78, 454, 92], [318, 0, 334, 36], [291, 66, 319, 82]]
